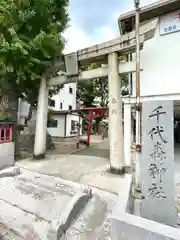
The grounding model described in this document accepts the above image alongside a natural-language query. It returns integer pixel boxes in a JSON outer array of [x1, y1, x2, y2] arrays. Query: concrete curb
[[111, 174, 180, 240]]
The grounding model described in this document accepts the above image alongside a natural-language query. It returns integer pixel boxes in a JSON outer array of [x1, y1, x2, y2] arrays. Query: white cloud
[[63, 23, 119, 54], [63, 25, 91, 54], [63, 0, 158, 54]]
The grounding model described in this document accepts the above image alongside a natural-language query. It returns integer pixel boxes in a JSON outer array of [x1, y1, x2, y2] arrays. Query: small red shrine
[[71, 107, 108, 146]]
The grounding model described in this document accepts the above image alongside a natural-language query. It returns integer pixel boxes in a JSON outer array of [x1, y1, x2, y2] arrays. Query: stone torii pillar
[[34, 77, 49, 159], [108, 52, 124, 173]]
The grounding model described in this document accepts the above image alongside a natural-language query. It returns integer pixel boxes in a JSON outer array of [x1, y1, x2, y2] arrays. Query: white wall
[[18, 82, 77, 125], [66, 114, 82, 137], [18, 99, 30, 125], [132, 10, 180, 98], [47, 114, 65, 137], [50, 83, 77, 111], [47, 114, 82, 138]]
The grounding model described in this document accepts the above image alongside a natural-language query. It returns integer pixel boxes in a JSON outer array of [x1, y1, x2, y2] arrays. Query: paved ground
[[13, 136, 120, 239], [73, 142, 109, 158], [48, 137, 86, 155], [19, 137, 87, 160], [17, 138, 180, 206], [16, 137, 123, 194]]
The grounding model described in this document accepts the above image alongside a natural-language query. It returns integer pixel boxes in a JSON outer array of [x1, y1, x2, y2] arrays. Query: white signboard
[[160, 10, 180, 36], [64, 52, 78, 75]]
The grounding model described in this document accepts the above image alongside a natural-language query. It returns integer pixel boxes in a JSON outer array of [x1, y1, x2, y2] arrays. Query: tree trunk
[[20, 107, 54, 154]]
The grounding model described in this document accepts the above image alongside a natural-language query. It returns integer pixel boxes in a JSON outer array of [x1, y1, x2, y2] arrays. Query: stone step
[[0, 168, 92, 239]]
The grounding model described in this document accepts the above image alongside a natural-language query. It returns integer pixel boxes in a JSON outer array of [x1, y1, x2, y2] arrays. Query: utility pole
[[134, 0, 141, 190]]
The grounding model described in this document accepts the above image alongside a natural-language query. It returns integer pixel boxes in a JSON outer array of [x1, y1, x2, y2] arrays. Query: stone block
[[0, 143, 14, 170], [0, 168, 92, 239]]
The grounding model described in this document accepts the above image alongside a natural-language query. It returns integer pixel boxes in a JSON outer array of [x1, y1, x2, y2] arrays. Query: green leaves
[[0, 0, 69, 104], [77, 80, 97, 108], [77, 63, 129, 108]]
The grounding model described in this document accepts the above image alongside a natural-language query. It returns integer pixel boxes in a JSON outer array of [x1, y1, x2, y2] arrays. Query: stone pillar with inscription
[[141, 100, 176, 226], [108, 52, 124, 174]]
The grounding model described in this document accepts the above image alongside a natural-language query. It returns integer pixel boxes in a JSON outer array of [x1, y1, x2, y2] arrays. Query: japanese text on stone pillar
[[147, 106, 167, 200]]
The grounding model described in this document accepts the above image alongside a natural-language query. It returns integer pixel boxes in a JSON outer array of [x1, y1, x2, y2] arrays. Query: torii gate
[[33, 19, 156, 174], [73, 107, 108, 146]]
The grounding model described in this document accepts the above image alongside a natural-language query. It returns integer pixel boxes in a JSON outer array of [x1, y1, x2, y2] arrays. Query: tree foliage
[[0, 0, 69, 105], [0, 0, 69, 157], [77, 63, 129, 108], [77, 80, 97, 108]]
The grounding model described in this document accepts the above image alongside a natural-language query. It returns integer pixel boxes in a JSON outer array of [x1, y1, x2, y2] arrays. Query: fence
[[0, 124, 13, 144]]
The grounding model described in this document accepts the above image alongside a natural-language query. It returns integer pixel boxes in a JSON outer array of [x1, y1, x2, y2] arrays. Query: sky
[[63, 0, 158, 54]]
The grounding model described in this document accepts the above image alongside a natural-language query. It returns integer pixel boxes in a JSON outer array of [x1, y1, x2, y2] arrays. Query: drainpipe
[[134, 0, 141, 190], [64, 114, 67, 138]]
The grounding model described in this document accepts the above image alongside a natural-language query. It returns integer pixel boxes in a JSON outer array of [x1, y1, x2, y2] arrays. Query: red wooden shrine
[[0, 124, 13, 144]]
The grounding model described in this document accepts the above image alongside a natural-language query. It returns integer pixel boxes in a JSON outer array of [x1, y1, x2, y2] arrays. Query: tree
[[77, 80, 97, 108], [77, 63, 100, 108], [93, 78, 109, 107], [77, 63, 129, 133], [77, 74, 129, 108], [0, 0, 69, 156], [0, 0, 69, 98]]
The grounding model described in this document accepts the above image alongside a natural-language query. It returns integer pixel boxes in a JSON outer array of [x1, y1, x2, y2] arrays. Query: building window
[[71, 120, 76, 131], [60, 102, 63, 109], [49, 99, 55, 107], [47, 119, 58, 128], [69, 105, 72, 110], [69, 87, 73, 94]]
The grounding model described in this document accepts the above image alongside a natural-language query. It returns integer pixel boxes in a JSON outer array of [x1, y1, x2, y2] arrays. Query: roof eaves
[[118, 0, 180, 34]]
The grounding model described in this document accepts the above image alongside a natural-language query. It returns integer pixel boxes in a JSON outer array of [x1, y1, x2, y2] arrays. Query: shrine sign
[[160, 10, 180, 36], [141, 100, 176, 226]]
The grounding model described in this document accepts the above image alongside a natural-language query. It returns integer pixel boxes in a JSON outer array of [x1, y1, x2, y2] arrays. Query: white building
[[47, 83, 82, 138], [49, 83, 77, 111], [118, 0, 180, 166], [18, 82, 82, 138]]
